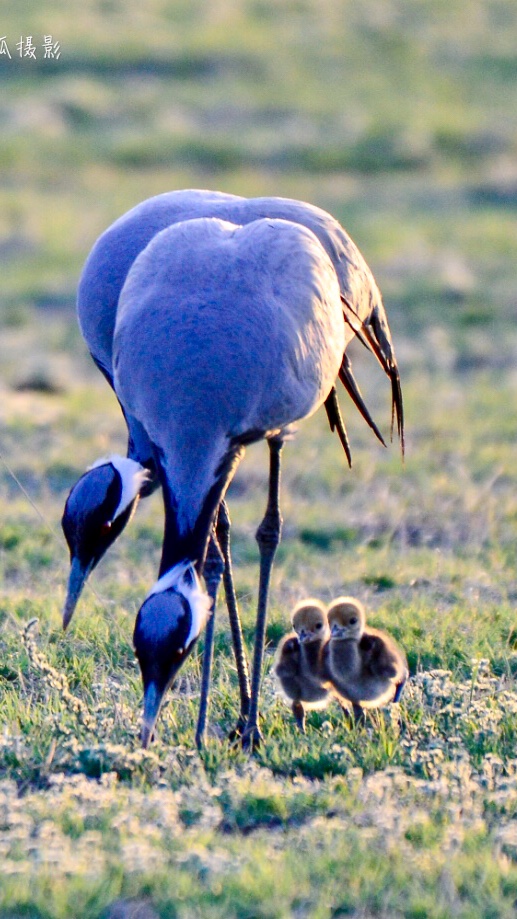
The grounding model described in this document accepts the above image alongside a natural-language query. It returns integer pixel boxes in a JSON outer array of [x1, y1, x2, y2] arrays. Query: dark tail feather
[[390, 364, 404, 451], [341, 294, 390, 373], [339, 355, 387, 448], [369, 307, 405, 457], [341, 295, 405, 457], [324, 387, 352, 468]]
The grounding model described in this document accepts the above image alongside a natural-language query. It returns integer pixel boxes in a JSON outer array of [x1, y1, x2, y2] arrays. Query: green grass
[[1, 0, 517, 914], [2, 369, 517, 917]]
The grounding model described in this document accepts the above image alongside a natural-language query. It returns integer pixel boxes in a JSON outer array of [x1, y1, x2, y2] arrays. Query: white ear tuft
[[146, 561, 212, 649], [88, 454, 123, 472], [88, 454, 149, 521]]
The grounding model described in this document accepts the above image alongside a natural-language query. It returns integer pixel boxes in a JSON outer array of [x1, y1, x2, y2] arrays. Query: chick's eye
[[315, 622, 322, 629], [349, 617, 357, 625]]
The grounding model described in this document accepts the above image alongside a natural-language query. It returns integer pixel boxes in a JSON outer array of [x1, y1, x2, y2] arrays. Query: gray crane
[[61, 189, 403, 747], [114, 215, 352, 749]]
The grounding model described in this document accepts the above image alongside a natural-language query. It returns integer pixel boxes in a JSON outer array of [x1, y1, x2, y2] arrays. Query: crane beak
[[141, 681, 163, 749], [62, 557, 91, 630], [139, 653, 188, 748]]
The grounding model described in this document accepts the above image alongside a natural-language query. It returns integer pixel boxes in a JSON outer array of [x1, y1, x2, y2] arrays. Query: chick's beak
[[301, 630, 315, 643], [63, 556, 92, 630]]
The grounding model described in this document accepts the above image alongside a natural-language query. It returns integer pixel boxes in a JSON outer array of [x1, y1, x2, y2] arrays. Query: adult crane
[[114, 215, 358, 749]]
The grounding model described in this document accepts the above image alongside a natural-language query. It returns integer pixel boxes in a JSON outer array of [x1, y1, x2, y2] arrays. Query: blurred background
[[0, 0, 516, 625], [1, 0, 516, 375]]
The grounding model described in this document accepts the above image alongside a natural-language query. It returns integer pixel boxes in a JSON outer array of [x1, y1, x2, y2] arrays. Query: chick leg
[[352, 703, 366, 726], [292, 701, 306, 733]]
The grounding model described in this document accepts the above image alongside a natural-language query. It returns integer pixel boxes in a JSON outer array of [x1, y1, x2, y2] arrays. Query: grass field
[[1, 1, 517, 916]]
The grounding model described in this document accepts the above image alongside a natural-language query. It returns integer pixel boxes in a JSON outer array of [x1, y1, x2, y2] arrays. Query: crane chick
[[323, 597, 408, 723], [275, 599, 330, 732]]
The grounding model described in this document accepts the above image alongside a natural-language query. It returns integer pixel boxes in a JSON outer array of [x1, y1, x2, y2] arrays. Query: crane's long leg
[[216, 500, 251, 736], [242, 437, 283, 751], [195, 531, 224, 749]]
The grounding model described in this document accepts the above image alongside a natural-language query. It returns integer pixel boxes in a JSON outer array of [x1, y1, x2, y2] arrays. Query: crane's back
[[114, 216, 344, 445], [79, 189, 379, 376]]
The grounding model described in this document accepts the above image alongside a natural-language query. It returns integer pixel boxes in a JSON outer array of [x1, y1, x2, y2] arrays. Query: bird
[[323, 597, 408, 723], [61, 189, 404, 747], [61, 455, 150, 629], [62, 189, 403, 629], [133, 562, 213, 749], [274, 599, 331, 732], [112, 215, 349, 749]]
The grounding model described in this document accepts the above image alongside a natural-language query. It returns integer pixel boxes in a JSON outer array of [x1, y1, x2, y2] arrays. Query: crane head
[[61, 455, 148, 629], [133, 562, 212, 748]]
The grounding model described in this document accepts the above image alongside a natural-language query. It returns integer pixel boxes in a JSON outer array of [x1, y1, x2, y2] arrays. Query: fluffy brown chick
[[274, 599, 330, 732], [323, 596, 408, 722]]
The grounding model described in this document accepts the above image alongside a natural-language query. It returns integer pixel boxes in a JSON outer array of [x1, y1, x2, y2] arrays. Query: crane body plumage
[[114, 209, 340, 470], [79, 189, 383, 385], [115, 216, 343, 552]]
